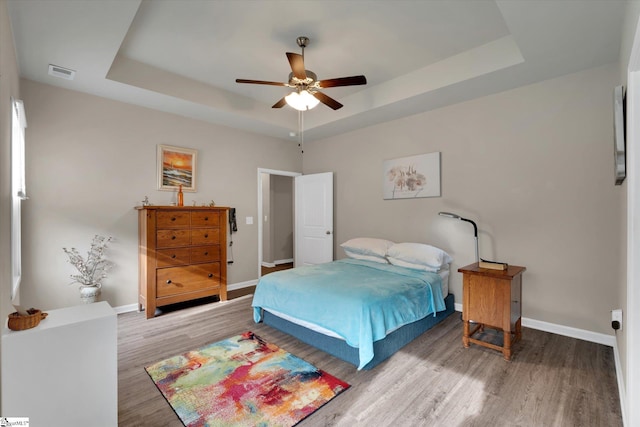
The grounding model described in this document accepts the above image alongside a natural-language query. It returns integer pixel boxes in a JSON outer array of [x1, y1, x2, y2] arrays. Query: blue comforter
[[252, 259, 446, 369]]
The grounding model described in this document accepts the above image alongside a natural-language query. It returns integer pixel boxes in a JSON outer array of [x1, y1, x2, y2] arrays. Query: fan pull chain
[[298, 110, 304, 154], [298, 110, 304, 153]]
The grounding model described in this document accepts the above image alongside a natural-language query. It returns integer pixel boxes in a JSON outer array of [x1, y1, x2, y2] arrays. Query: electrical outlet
[[612, 309, 623, 331]]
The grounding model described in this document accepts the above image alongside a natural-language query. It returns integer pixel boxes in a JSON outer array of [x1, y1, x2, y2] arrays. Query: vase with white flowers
[[63, 235, 112, 304]]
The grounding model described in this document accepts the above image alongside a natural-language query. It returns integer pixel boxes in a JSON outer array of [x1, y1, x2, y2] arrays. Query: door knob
[[326, 231, 331, 235]]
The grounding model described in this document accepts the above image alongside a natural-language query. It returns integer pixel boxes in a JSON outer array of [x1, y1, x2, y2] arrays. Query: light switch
[[246, 216, 254, 225]]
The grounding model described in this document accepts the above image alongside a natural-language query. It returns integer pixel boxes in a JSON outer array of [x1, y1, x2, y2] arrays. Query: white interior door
[[294, 172, 333, 267]]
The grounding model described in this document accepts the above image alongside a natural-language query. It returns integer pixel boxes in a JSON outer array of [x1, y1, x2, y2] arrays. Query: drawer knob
[[166, 279, 172, 284], [204, 217, 209, 221], [171, 254, 176, 259], [204, 252, 208, 256], [208, 273, 214, 278], [171, 236, 176, 240], [171, 217, 176, 221], [204, 234, 209, 238]]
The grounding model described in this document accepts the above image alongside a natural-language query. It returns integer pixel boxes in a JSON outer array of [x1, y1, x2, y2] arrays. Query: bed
[[252, 241, 455, 370]]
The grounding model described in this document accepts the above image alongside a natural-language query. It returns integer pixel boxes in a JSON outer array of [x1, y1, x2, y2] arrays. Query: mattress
[[264, 266, 450, 340]]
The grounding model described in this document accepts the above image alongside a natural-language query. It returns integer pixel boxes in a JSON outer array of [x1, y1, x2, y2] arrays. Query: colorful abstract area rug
[[145, 331, 350, 427]]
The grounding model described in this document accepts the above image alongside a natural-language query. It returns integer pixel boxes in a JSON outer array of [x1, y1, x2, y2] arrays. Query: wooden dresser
[[136, 206, 229, 318]]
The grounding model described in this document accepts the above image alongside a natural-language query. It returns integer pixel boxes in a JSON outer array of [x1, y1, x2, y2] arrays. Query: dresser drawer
[[190, 245, 221, 263], [191, 228, 220, 245], [157, 211, 190, 228], [156, 263, 221, 297], [156, 248, 190, 267], [191, 211, 220, 227], [157, 229, 191, 248]]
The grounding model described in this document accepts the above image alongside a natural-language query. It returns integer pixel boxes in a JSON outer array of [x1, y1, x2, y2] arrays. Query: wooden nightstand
[[458, 262, 526, 361]]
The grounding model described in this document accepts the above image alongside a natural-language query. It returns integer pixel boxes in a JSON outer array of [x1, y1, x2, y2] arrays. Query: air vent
[[48, 64, 76, 80]]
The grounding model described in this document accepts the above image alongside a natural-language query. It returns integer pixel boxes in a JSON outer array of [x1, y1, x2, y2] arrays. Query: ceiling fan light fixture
[[285, 90, 320, 111], [236, 36, 365, 111]]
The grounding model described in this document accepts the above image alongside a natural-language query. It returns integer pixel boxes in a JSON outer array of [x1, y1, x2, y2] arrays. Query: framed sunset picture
[[157, 144, 197, 192]]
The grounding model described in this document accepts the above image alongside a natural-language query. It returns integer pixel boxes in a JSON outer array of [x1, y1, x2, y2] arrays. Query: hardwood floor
[[261, 262, 294, 276], [223, 263, 291, 299], [118, 296, 622, 426]]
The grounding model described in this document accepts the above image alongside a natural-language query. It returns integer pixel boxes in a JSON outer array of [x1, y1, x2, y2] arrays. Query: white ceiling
[[7, 0, 626, 142]]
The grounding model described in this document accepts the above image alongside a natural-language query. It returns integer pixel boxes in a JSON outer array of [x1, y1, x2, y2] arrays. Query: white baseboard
[[261, 258, 294, 268], [114, 280, 259, 314], [613, 337, 627, 426], [522, 317, 615, 347], [227, 279, 258, 292], [114, 303, 139, 314], [453, 302, 616, 347]]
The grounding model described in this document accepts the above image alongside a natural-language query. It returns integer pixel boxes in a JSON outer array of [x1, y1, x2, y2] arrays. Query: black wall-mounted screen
[[614, 85, 626, 186]]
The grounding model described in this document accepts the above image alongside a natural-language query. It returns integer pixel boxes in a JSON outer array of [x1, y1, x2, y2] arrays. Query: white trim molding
[[227, 279, 258, 292], [613, 338, 627, 427], [115, 280, 258, 314], [114, 304, 139, 314], [262, 259, 294, 268], [522, 317, 615, 347]]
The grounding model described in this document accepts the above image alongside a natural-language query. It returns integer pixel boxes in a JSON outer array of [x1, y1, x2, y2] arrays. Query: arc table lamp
[[438, 211, 479, 263]]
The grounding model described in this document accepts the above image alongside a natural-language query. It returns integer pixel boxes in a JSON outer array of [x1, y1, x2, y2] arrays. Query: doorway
[[257, 169, 301, 278]]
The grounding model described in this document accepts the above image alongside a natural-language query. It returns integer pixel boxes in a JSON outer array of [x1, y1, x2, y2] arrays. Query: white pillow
[[344, 249, 390, 264], [387, 257, 439, 272], [340, 238, 395, 258], [386, 242, 453, 269]]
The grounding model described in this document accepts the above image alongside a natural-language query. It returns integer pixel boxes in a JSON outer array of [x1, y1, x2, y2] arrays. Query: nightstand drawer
[[466, 275, 508, 329]]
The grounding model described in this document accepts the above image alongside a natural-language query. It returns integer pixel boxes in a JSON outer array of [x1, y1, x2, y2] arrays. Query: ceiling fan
[[235, 36, 367, 111]]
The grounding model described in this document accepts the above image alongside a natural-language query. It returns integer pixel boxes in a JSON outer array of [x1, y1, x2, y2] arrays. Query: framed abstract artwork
[[383, 152, 441, 199], [157, 144, 197, 192]]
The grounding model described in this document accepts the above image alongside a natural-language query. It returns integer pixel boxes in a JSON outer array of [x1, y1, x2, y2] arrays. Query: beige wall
[[20, 79, 301, 310], [304, 63, 623, 335]]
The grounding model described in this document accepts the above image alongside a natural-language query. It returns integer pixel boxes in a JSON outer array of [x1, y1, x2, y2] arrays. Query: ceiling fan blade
[[286, 52, 307, 80], [272, 97, 287, 108], [236, 79, 287, 86], [318, 75, 367, 88], [312, 91, 343, 110]]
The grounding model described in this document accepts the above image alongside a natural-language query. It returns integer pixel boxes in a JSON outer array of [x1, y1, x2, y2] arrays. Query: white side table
[[1, 301, 117, 426]]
